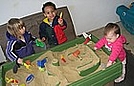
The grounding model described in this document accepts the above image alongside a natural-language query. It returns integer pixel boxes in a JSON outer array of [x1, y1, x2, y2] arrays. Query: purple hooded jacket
[[6, 31, 35, 61]]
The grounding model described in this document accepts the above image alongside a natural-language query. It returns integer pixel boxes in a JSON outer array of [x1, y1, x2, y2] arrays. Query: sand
[[5, 42, 109, 86]]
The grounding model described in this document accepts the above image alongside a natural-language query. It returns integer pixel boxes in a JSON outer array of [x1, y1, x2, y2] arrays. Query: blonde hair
[[7, 18, 25, 39], [104, 23, 121, 36]]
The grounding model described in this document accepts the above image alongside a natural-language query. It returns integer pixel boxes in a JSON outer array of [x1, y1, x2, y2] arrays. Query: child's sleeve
[[39, 22, 47, 39], [108, 42, 123, 62], [58, 18, 67, 30], [6, 41, 18, 61], [27, 31, 37, 41], [94, 37, 106, 49]]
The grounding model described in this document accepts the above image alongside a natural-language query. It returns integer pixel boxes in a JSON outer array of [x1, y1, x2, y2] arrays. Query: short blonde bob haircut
[[7, 18, 25, 39]]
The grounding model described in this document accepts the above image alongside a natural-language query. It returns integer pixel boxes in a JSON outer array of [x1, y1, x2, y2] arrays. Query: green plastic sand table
[[0, 35, 122, 86]]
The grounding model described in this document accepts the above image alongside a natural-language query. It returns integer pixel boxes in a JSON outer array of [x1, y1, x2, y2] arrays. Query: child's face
[[105, 31, 119, 43], [44, 6, 56, 22], [19, 26, 25, 35]]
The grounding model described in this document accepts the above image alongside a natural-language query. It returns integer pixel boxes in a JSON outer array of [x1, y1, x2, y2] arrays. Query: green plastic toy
[[35, 39, 45, 48]]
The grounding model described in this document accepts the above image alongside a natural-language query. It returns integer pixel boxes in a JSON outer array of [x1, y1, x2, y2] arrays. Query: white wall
[[0, 0, 133, 35]]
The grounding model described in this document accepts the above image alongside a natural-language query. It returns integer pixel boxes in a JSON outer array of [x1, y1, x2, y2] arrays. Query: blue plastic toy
[[26, 74, 34, 84], [116, 2, 134, 35], [37, 58, 47, 68]]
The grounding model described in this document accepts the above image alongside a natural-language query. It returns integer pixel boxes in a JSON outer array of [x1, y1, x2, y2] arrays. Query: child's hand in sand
[[94, 47, 97, 50], [17, 58, 23, 65], [106, 61, 112, 67]]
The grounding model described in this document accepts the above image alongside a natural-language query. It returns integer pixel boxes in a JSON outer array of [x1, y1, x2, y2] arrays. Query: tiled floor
[[90, 22, 134, 86]]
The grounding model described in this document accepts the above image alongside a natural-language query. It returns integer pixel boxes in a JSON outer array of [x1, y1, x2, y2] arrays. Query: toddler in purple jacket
[[94, 23, 127, 83], [6, 18, 36, 73]]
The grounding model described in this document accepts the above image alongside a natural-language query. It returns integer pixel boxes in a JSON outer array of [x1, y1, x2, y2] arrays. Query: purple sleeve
[[6, 40, 18, 61]]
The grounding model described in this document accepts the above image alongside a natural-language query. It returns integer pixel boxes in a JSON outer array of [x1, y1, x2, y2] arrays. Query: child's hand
[[58, 18, 64, 26], [42, 37, 46, 42], [106, 61, 112, 67], [17, 58, 23, 65], [58, 12, 64, 26], [94, 47, 97, 50]]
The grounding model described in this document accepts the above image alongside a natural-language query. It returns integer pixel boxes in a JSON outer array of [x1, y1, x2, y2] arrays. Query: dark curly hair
[[42, 2, 56, 13]]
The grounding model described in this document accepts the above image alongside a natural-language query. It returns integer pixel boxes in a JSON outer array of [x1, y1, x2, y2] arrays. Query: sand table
[[5, 43, 109, 86]]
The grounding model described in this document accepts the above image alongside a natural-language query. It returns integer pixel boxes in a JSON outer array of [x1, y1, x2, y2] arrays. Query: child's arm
[[25, 31, 37, 42], [58, 12, 67, 29], [17, 58, 23, 64], [39, 22, 47, 41], [58, 18, 64, 26], [108, 42, 123, 64], [94, 37, 106, 50], [28, 31, 45, 47], [58, 12, 64, 26], [106, 60, 113, 67], [6, 41, 21, 62], [31, 35, 36, 41]]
